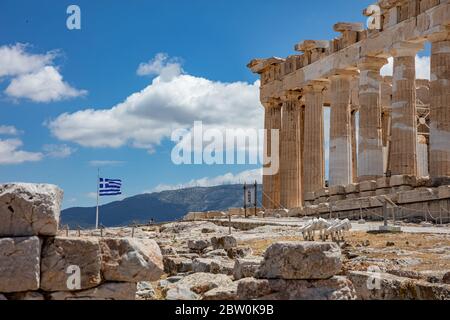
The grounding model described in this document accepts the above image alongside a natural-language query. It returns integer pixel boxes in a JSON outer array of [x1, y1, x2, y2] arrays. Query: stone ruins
[[0, 183, 164, 300], [248, 0, 450, 221]]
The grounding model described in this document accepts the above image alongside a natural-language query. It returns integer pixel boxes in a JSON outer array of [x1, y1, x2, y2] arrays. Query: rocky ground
[[65, 218, 450, 300]]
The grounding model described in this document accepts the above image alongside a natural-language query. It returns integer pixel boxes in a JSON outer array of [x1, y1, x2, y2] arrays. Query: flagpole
[[96, 168, 99, 230]]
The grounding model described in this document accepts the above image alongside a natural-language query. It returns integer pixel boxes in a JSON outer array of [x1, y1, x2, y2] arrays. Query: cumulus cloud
[[0, 138, 43, 165], [43, 144, 76, 158], [0, 43, 86, 102], [5, 66, 87, 103], [0, 43, 56, 77], [49, 53, 262, 153], [381, 55, 430, 80], [136, 53, 183, 82], [0, 125, 21, 135], [150, 168, 262, 192]]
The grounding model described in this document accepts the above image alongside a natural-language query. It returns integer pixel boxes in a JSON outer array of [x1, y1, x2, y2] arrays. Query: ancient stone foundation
[[0, 183, 164, 300]]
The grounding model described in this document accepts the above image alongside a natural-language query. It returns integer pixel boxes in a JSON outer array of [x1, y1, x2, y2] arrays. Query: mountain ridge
[[61, 184, 262, 228]]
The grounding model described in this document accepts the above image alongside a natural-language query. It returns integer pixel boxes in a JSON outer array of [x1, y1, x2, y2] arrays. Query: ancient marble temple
[[249, 0, 450, 210]]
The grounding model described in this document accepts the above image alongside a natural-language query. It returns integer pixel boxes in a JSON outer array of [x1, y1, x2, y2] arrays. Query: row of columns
[[262, 34, 450, 210]]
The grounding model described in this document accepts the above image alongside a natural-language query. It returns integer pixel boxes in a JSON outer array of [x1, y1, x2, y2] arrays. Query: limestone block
[[329, 195, 346, 202], [438, 185, 450, 199], [188, 239, 210, 252], [329, 185, 346, 196], [227, 246, 253, 259], [203, 282, 238, 300], [398, 189, 437, 204], [345, 183, 360, 194], [41, 237, 102, 291], [50, 282, 137, 300], [391, 185, 414, 193], [390, 175, 416, 187], [316, 188, 329, 198], [348, 271, 450, 300], [304, 192, 316, 201], [192, 258, 215, 273], [359, 181, 377, 192], [211, 235, 237, 250], [360, 191, 376, 197], [210, 259, 234, 276], [233, 257, 263, 280], [0, 183, 63, 237], [206, 211, 226, 219], [165, 273, 233, 296], [163, 256, 193, 276], [100, 238, 164, 282], [376, 177, 391, 189], [257, 242, 341, 280], [0, 236, 41, 292], [237, 276, 356, 300]]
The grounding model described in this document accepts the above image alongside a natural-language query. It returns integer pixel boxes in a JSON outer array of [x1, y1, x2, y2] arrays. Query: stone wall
[[0, 183, 164, 300], [291, 175, 450, 223]]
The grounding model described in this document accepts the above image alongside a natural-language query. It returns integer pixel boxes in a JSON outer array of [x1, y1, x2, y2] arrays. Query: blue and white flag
[[99, 178, 122, 196]]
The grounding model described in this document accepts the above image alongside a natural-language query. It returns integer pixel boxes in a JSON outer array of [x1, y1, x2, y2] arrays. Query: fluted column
[[390, 42, 423, 176], [280, 91, 303, 208], [429, 32, 450, 179], [262, 100, 282, 209], [357, 57, 388, 181], [329, 71, 357, 186], [303, 81, 328, 194]]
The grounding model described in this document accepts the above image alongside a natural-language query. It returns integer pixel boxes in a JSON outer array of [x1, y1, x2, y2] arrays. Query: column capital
[[303, 80, 330, 93], [281, 90, 302, 102], [262, 97, 282, 109], [357, 56, 388, 71], [390, 41, 424, 57]]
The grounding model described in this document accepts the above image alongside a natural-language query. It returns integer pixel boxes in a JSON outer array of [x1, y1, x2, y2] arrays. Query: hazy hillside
[[61, 184, 262, 228]]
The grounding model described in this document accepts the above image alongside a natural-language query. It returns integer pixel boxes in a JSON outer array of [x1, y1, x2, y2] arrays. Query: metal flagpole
[[96, 168, 100, 230]]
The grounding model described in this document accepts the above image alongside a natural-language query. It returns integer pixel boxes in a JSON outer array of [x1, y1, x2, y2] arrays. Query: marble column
[[329, 71, 357, 186], [262, 100, 282, 209], [357, 57, 388, 181], [303, 81, 328, 194], [280, 91, 303, 208], [390, 42, 423, 176], [429, 33, 450, 179]]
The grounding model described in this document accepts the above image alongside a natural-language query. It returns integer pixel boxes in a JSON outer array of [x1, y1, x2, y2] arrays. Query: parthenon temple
[[249, 0, 450, 218]]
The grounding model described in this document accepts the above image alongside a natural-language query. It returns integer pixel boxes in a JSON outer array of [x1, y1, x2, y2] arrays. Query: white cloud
[[0, 138, 43, 165], [0, 43, 86, 103], [150, 168, 262, 192], [0, 43, 56, 77], [88, 160, 125, 167], [136, 53, 183, 82], [43, 144, 76, 158], [381, 55, 430, 80], [0, 125, 21, 135], [5, 66, 87, 103], [49, 53, 262, 152]]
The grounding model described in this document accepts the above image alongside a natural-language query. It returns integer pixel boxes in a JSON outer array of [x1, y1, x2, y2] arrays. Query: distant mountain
[[61, 184, 262, 228]]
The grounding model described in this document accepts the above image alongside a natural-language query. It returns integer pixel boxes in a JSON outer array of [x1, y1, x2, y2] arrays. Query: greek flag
[[99, 178, 122, 196]]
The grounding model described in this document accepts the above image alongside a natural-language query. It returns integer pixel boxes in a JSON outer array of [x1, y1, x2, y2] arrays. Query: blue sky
[[0, 0, 422, 208]]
